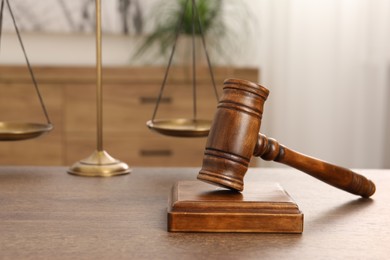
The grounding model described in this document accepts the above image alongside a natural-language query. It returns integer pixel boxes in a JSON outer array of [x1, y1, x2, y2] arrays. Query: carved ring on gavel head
[[197, 78, 376, 198]]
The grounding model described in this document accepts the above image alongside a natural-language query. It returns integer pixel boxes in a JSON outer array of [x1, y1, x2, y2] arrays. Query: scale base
[[68, 150, 131, 177], [168, 181, 303, 233]]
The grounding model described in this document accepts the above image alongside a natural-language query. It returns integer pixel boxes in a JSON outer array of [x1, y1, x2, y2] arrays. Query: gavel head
[[197, 78, 269, 191]]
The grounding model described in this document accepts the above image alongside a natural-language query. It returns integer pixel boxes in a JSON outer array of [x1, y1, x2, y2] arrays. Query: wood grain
[[0, 166, 388, 259], [168, 181, 303, 233], [255, 134, 375, 198], [198, 78, 375, 198]]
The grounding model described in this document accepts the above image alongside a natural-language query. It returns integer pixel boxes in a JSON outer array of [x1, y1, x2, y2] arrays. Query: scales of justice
[[0, 0, 129, 176], [0, 0, 376, 233]]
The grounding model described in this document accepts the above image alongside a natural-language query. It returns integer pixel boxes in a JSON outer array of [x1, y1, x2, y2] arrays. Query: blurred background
[[0, 0, 389, 169]]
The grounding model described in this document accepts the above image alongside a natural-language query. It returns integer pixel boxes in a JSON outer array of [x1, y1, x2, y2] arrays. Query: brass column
[[68, 0, 130, 177]]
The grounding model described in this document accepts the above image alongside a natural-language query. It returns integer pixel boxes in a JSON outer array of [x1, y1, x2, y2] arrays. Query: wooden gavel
[[197, 78, 376, 198]]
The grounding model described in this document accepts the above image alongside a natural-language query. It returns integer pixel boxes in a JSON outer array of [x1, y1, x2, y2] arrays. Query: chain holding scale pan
[[0, 0, 53, 141], [146, 0, 219, 138]]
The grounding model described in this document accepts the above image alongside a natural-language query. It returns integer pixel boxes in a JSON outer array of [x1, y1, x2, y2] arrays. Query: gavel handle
[[254, 133, 376, 198]]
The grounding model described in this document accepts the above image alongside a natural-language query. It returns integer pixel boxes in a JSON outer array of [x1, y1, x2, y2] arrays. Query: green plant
[[133, 0, 226, 60]]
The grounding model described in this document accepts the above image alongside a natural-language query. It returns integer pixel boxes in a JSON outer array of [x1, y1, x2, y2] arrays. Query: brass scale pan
[[1, 0, 214, 140], [0, 0, 52, 141], [0, 122, 52, 141], [147, 119, 211, 138], [146, 0, 218, 138]]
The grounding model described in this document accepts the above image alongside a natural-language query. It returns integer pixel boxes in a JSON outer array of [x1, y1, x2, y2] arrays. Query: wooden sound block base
[[168, 181, 303, 233]]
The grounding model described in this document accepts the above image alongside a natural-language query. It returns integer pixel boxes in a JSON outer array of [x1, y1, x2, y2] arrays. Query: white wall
[[1, 0, 389, 168], [0, 0, 261, 67], [0, 33, 136, 66], [257, 0, 390, 169]]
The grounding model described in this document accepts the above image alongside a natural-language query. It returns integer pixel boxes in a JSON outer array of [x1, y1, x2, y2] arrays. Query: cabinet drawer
[[0, 135, 62, 165], [65, 130, 207, 167], [0, 65, 258, 167], [0, 83, 63, 165], [64, 83, 221, 133]]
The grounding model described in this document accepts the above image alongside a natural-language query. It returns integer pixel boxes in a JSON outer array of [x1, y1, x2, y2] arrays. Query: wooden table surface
[[0, 166, 389, 259]]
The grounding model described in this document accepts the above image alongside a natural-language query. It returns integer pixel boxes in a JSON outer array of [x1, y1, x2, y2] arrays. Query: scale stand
[[147, 0, 219, 138], [68, 0, 130, 177]]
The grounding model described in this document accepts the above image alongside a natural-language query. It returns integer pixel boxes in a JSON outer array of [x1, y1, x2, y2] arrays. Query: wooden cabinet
[[0, 66, 258, 166]]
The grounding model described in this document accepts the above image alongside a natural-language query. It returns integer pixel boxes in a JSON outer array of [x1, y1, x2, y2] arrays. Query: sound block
[[168, 181, 303, 233]]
